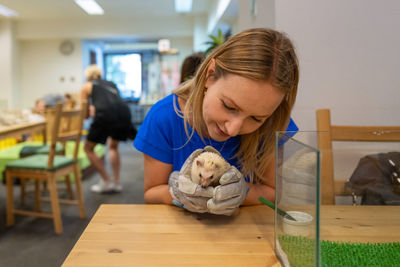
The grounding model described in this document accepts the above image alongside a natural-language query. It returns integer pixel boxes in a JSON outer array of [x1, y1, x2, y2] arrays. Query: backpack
[[345, 152, 400, 205]]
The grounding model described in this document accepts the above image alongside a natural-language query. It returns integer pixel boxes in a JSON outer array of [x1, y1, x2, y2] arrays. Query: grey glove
[[168, 146, 218, 213], [168, 171, 214, 213], [169, 146, 248, 216], [207, 166, 248, 216]]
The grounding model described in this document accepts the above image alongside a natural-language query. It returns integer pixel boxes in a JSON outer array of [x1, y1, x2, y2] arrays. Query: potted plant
[[203, 29, 226, 56]]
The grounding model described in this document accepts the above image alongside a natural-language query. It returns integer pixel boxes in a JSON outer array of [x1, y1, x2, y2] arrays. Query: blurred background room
[[0, 0, 399, 266]]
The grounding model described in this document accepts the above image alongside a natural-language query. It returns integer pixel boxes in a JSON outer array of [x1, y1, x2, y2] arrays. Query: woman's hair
[[84, 64, 102, 81], [173, 28, 299, 184], [180, 52, 204, 83]]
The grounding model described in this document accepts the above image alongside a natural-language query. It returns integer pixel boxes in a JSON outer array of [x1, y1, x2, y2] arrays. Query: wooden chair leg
[[65, 174, 74, 200], [34, 180, 41, 212], [20, 178, 26, 206], [47, 176, 63, 234], [6, 171, 15, 226], [74, 165, 86, 218]]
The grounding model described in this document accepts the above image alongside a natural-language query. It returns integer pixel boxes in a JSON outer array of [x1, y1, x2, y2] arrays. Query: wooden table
[[62, 205, 400, 267], [319, 205, 400, 243], [0, 121, 46, 141]]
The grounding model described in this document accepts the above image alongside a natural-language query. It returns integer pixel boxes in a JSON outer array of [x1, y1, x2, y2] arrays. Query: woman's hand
[[207, 166, 248, 215], [168, 171, 213, 213], [168, 146, 248, 216], [168, 147, 215, 213]]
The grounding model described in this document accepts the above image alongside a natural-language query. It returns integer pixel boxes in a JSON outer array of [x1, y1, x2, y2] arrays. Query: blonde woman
[[134, 28, 299, 215], [81, 65, 136, 193]]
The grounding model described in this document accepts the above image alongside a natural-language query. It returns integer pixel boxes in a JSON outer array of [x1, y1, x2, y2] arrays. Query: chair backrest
[[43, 107, 56, 143], [316, 109, 400, 205], [47, 102, 87, 169]]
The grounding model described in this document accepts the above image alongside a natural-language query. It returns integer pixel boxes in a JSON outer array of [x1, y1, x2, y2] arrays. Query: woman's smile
[[216, 124, 230, 138]]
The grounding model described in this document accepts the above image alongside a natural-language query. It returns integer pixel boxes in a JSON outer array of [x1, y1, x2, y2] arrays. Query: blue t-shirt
[[134, 94, 298, 172]]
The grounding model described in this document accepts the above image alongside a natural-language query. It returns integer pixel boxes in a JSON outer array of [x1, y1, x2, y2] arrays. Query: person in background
[[33, 93, 76, 113], [34, 93, 66, 113], [81, 64, 136, 193], [134, 28, 299, 215], [64, 93, 77, 109], [180, 52, 204, 83]]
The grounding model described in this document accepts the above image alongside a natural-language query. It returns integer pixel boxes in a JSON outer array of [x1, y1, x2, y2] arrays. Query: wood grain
[[0, 121, 46, 140], [63, 204, 400, 267], [320, 205, 400, 243], [63, 205, 277, 267]]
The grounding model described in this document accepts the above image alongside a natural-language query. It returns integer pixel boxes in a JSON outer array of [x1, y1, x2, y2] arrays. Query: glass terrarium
[[274, 130, 400, 267], [274, 131, 321, 267]]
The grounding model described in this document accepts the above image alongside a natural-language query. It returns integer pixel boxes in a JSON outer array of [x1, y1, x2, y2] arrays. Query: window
[[104, 53, 142, 101]]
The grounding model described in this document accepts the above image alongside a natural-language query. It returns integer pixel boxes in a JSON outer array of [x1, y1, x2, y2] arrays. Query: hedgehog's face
[[199, 170, 215, 188], [196, 159, 221, 188]]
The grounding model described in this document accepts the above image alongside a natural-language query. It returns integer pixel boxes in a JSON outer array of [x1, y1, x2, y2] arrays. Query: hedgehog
[[190, 151, 230, 188]]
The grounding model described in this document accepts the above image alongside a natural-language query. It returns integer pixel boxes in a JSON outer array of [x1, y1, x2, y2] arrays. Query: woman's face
[[203, 71, 284, 142]]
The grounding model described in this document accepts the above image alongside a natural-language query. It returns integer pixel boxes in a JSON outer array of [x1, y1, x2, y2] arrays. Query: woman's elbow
[[143, 185, 172, 204], [143, 189, 154, 204]]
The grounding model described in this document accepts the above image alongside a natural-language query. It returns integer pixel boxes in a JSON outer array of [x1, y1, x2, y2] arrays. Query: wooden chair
[[19, 106, 67, 206], [316, 109, 400, 205], [5, 102, 87, 234]]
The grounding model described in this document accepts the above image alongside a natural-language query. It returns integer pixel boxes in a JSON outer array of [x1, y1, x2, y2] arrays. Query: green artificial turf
[[278, 235, 400, 267]]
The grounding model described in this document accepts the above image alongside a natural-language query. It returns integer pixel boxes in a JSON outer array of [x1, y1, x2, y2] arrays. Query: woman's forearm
[[144, 184, 173, 204], [242, 183, 275, 205]]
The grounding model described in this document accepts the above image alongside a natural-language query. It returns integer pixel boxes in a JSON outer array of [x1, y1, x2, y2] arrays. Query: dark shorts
[[87, 117, 134, 145]]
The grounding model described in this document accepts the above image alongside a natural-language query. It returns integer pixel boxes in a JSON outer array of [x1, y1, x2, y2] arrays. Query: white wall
[[238, 0, 275, 31], [18, 36, 193, 109], [6, 12, 197, 109], [0, 20, 19, 109], [193, 15, 209, 52], [275, 0, 400, 131], [169, 37, 195, 65], [10, 0, 400, 122], [272, 1, 400, 201], [19, 39, 83, 108]]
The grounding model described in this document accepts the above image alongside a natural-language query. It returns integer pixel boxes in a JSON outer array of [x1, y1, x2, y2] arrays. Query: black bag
[[345, 152, 400, 205]]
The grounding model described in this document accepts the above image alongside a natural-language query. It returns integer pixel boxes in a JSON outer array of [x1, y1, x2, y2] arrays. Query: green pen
[[258, 196, 296, 221]]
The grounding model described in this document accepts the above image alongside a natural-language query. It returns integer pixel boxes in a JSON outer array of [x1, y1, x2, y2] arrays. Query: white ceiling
[[0, 0, 211, 21], [0, 0, 240, 42]]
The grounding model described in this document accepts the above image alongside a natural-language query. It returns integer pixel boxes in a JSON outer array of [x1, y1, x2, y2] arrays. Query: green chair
[[18, 107, 71, 206], [19, 142, 70, 206], [5, 102, 87, 234], [19, 143, 64, 158]]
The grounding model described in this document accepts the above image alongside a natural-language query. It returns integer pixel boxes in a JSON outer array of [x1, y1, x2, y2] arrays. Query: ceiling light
[[174, 0, 192, 13], [0, 4, 18, 17], [74, 0, 104, 15]]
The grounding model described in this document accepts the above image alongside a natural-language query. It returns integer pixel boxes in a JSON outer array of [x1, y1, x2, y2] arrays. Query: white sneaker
[[113, 182, 122, 193], [91, 180, 114, 193]]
